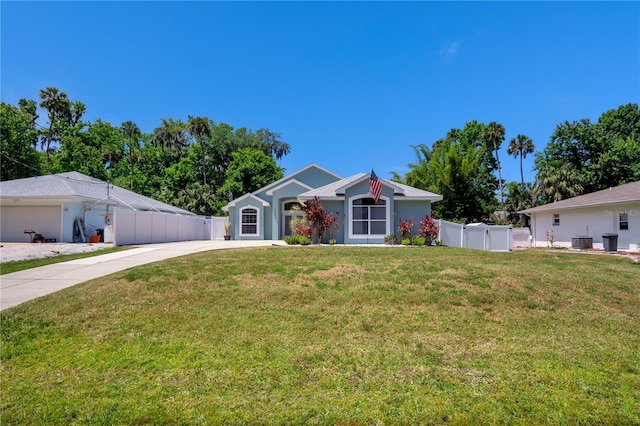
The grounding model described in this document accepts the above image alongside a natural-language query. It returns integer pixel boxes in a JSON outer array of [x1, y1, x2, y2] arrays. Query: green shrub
[[401, 238, 412, 246], [411, 236, 426, 246], [297, 235, 311, 245], [284, 235, 298, 245]]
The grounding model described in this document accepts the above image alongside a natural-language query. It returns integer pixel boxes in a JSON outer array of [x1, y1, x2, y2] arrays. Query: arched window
[[283, 201, 301, 211], [240, 206, 258, 236], [349, 196, 389, 238]]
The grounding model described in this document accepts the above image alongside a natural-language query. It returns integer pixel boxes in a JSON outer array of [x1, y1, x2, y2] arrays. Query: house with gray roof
[[222, 163, 442, 244], [519, 181, 640, 251], [0, 172, 202, 243]]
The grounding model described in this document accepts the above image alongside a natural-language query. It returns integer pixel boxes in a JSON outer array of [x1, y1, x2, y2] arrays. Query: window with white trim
[[553, 214, 560, 226], [619, 212, 628, 231], [240, 206, 258, 236], [350, 196, 388, 237]]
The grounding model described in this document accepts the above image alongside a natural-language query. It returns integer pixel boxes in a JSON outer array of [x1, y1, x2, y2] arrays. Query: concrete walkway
[[1, 240, 285, 311]]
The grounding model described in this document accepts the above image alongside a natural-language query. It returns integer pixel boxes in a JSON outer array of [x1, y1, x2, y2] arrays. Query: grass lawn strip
[[0, 246, 129, 275], [1, 247, 638, 424]]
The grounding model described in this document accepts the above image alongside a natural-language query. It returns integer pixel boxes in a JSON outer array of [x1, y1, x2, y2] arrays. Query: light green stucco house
[[222, 163, 442, 244]]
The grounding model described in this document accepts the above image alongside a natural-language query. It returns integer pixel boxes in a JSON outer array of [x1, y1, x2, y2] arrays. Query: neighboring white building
[[0, 172, 208, 245], [519, 181, 640, 252]]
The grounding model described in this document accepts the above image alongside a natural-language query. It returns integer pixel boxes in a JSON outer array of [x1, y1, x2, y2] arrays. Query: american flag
[[369, 169, 382, 203]]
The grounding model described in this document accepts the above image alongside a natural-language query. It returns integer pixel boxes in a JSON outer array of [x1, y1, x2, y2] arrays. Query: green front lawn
[[1, 247, 638, 424]]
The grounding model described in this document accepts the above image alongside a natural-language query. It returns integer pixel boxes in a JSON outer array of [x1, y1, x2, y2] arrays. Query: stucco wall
[[530, 202, 640, 250], [321, 200, 345, 244], [62, 202, 85, 242], [394, 200, 433, 237], [230, 197, 267, 240]]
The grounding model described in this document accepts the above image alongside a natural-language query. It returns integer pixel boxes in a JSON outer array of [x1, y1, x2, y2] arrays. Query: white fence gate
[[437, 220, 513, 252], [210, 217, 227, 240], [113, 208, 211, 246], [438, 220, 465, 248]]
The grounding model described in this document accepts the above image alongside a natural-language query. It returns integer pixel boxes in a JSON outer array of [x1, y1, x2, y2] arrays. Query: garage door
[[0, 206, 62, 242]]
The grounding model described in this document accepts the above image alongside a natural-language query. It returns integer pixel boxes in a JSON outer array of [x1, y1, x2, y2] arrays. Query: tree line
[[2, 88, 638, 222], [1, 87, 288, 216], [392, 103, 640, 224]]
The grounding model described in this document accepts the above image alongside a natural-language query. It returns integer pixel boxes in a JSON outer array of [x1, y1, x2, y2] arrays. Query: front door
[[282, 201, 304, 238]]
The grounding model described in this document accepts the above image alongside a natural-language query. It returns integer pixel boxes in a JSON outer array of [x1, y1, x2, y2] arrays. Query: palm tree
[[38, 87, 71, 164], [121, 121, 141, 190], [187, 116, 212, 185], [535, 163, 584, 202], [151, 118, 188, 153], [507, 134, 535, 185], [483, 121, 506, 205]]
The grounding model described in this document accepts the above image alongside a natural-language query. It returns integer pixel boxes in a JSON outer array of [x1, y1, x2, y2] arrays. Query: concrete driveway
[[1, 240, 285, 311]]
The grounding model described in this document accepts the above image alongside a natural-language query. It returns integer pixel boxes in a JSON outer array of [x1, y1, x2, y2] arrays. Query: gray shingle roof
[[519, 180, 640, 214], [0, 172, 196, 215], [298, 173, 443, 201]]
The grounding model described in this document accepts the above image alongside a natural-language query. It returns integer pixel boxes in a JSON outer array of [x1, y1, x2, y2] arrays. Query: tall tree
[[38, 87, 72, 164], [534, 155, 584, 202], [394, 122, 498, 222], [0, 101, 42, 180], [53, 119, 122, 181], [150, 118, 188, 153], [120, 121, 141, 190], [504, 181, 536, 226], [186, 116, 212, 185], [218, 148, 284, 201], [535, 103, 640, 197], [482, 121, 506, 205], [507, 134, 535, 185], [255, 128, 291, 161]]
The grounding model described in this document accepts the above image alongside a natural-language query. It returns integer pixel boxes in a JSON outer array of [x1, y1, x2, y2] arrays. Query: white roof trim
[[394, 195, 444, 201], [222, 193, 270, 211], [256, 163, 342, 194], [521, 199, 639, 214], [265, 179, 313, 196], [297, 195, 345, 201]]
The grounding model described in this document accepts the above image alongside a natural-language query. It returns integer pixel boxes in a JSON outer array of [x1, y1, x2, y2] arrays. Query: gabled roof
[[256, 163, 342, 195], [298, 173, 443, 201], [265, 179, 313, 196], [334, 173, 405, 194], [221, 193, 270, 211], [391, 180, 444, 201], [0, 171, 196, 215], [519, 181, 640, 214]]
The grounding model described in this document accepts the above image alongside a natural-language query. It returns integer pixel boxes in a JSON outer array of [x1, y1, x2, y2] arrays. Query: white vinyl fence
[[211, 217, 227, 240], [113, 208, 211, 246], [437, 220, 513, 252]]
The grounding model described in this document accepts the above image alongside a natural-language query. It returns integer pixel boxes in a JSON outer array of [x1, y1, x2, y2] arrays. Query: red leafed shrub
[[398, 217, 413, 240], [302, 196, 341, 243], [295, 223, 313, 239], [418, 215, 439, 245]]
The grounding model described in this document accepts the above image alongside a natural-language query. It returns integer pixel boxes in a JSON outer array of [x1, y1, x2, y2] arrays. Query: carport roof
[[0, 172, 196, 215]]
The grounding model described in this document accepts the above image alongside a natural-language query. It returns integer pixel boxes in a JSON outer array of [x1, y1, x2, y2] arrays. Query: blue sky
[[2, 1, 638, 184]]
